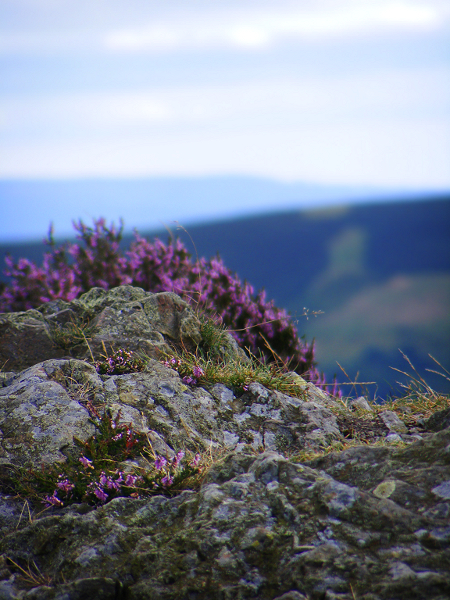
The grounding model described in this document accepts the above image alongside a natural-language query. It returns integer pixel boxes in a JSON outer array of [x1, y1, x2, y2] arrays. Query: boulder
[[0, 286, 448, 600], [0, 286, 207, 371]]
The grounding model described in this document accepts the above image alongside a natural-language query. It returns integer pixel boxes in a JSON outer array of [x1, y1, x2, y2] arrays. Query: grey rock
[[0, 310, 66, 371], [432, 480, 450, 500], [378, 410, 408, 433], [348, 396, 373, 412], [0, 286, 211, 371], [0, 361, 95, 468], [426, 408, 450, 432], [0, 286, 449, 600]]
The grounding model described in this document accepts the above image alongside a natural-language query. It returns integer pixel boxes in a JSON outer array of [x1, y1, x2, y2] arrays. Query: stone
[[426, 408, 450, 432], [378, 410, 408, 433], [0, 286, 208, 371], [348, 396, 373, 412], [0, 310, 66, 371]]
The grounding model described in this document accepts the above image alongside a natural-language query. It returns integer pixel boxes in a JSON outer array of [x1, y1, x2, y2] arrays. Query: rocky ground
[[0, 286, 449, 600]]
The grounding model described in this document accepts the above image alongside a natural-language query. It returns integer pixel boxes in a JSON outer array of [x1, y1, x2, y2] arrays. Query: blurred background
[[1, 0, 449, 397]]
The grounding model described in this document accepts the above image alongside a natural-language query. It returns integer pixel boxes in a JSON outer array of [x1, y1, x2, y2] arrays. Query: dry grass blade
[[384, 351, 450, 424], [426, 354, 450, 382], [7, 558, 53, 588], [390, 349, 435, 395], [15, 499, 33, 529]]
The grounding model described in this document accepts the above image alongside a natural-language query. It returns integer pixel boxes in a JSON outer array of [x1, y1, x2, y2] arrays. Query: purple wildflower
[[192, 366, 204, 379], [189, 453, 201, 467], [43, 493, 63, 507], [182, 376, 196, 386], [93, 487, 109, 503], [56, 479, 75, 494], [161, 474, 174, 488], [124, 474, 140, 487], [79, 456, 94, 469], [108, 472, 124, 490], [172, 451, 185, 468], [154, 456, 167, 471]]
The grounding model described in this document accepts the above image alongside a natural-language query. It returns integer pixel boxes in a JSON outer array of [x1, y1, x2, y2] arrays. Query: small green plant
[[162, 348, 308, 400], [6, 405, 205, 508], [48, 318, 94, 353], [94, 347, 145, 375]]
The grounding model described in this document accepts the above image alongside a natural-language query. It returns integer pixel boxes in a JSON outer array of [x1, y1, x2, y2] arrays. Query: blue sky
[[1, 0, 450, 240]]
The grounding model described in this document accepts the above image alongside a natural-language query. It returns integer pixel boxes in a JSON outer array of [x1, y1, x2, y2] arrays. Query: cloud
[[2, 66, 448, 138], [1, 1, 448, 56], [1, 66, 449, 186], [103, 1, 446, 54]]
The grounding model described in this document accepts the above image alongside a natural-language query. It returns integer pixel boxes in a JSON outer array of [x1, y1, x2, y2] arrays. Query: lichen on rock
[[0, 286, 449, 600]]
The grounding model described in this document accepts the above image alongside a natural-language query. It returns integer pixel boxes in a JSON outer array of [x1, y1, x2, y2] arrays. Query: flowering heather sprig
[[172, 450, 185, 468], [154, 456, 168, 471], [79, 456, 94, 469], [0, 218, 332, 390], [56, 478, 75, 494], [94, 348, 144, 376], [189, 453, 201, 467], [43, 493, 63, 508], [164, 356, 207, 387], [9, 407, 202, 508], [150, 450, 202, 492]]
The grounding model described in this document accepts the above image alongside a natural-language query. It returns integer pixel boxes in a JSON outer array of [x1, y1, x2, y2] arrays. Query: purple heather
[[189, 453, 201, 467], [79, 456, 94, 469], [154, 456, 167, 471], [161, 474, 174, 488], [0, 217, 338, 394]]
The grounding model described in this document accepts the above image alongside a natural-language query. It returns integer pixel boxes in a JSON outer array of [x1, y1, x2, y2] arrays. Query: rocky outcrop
[[0, 286, 449, 600], [0, 286, 210, 372]]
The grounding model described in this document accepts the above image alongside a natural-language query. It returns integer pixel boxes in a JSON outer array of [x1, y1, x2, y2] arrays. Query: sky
[[1, 0, 450, 240]]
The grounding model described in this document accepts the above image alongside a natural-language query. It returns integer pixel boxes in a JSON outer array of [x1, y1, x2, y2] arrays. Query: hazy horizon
[[2, 174, 447, 244]]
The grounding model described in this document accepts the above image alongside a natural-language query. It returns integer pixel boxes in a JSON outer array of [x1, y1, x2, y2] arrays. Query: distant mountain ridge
[[1, 195, 449, 399], [0, 175, 433, 243]]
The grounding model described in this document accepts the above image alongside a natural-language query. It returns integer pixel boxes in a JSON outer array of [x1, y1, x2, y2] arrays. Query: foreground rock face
[[0, 287, 449, 600]]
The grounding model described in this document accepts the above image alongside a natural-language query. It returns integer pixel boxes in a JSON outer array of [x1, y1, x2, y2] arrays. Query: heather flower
[[154, 456, 167, 471], [189, 453, 201, 467], [192, 366, 204, 379], [161, 474, 174, 488], [182, 376, 196, 386], [93, 487, 109, 503], [79, 456, 94, 469], [56, 478, 75, 494], [43, 493, 63, 507], [124, 474, 141, 487], [108, 472, 124, 490], [172, 451, 185, 468]]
